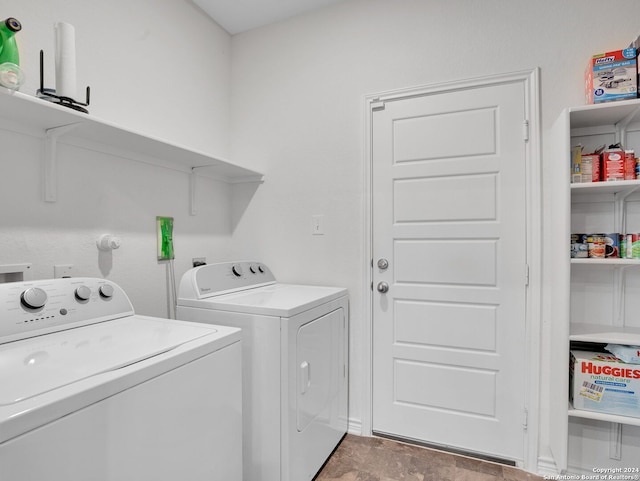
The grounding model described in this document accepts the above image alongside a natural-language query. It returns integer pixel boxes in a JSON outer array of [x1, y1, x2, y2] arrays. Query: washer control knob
[[232, 264, 243, 277], [99, 284, 115, 298], [249, 264, 259, 274], [21, 287, 48, 309], [258, 264, 265, 273], [75, 285, 91, 301]]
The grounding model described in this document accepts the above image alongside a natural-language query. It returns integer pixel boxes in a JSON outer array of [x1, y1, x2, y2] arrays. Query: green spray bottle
[[0, 17, 22, 66]]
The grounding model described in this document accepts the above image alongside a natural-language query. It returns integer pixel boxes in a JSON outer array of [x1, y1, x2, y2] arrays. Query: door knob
[[377, 281, 389, 293], [377, 258, 389, 270]]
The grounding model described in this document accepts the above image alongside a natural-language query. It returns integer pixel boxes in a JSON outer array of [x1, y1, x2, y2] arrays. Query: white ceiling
[[193, 0, 346, 34]]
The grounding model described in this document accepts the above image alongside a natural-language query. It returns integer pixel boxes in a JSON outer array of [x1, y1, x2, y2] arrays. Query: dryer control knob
[[75, 285, 91, 301], [99, 284, 115, 298], [21, 287, 48, 309], [232, 264, 243, 277], [249, 264, 259, 274]]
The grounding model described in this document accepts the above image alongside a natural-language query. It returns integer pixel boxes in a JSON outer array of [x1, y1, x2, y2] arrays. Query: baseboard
[[348, 417, 362, 436], [537, 455, 560, 476]]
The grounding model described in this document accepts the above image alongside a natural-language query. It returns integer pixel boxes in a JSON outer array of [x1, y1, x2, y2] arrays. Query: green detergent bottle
[[0, 17, 22, 66]]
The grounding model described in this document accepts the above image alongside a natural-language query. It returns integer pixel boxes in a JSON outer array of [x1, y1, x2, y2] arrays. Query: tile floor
[[315, 434, 544, 481]]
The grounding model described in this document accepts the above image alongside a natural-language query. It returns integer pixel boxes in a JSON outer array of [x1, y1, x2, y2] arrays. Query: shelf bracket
[[189, 167, 199, 216], [615, 106, 640, 147], [189, 166, 214, 216], [613, 265, 629, 327], [613, 186, 640, 233], [43, 123, 82, 202], [188, 165, 264, 216], [609, 422, 622, 460]]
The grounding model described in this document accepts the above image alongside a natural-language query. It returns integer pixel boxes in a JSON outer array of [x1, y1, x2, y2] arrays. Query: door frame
[[360, 69, 542, 470]]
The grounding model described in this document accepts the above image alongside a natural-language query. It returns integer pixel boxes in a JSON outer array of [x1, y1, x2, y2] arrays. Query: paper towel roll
[[55, 22, 77, 99]]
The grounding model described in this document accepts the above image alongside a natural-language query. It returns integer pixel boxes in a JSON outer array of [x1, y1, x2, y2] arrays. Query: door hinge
[[523, 408, 528, 429], [525, 264, 530, 286], [523, 120, 529, 142], [371, 99, 385, 111]]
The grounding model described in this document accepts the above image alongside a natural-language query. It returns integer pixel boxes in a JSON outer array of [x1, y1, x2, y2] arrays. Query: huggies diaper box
[[585, 48, 637, 104], [570, 350, 640, 418]]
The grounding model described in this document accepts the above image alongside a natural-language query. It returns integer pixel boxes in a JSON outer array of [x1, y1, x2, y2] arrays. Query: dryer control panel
[[178, 261, 276, 300], [0, 278, 134, 344]]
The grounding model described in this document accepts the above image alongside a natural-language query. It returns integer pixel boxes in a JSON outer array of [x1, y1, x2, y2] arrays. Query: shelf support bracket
[[613, 265, 629, 327], [609, 422, 622, 460], [189, 166, 211, 216], [615, 106, 640, 147], [613, 186, 640, 233], [43, 123, 82, 202], [188, 165, 264, 216]]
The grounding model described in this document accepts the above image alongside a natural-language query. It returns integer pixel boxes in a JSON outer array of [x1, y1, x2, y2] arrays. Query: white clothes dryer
[[0, 277, 242, 481], [177, 261, 349, 481]]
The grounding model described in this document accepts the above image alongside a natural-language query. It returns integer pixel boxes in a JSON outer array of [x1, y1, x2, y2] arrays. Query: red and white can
[[625, 150, 636, 180], [603, 148, 625, 181]]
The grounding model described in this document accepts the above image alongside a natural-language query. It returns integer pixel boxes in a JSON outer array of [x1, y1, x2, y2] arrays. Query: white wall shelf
[[568, 404, 640, 428], [568, 98, 640, 130], [571, 180, 640, 196], [571, 258, 640, 266], [0, 88, 264, 207], [570, 323, 640, 345]]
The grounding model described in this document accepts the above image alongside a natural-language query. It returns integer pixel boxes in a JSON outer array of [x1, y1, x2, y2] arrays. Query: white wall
[[0, 0, 237, 317], [227, 0, 640, 473]]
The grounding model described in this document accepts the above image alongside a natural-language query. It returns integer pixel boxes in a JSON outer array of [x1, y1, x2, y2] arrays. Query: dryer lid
[[179, 283, 348, 317], [0, 316, 220, 406]]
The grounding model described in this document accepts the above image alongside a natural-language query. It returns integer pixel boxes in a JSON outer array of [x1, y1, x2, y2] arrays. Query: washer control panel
[[179, 261, 276, 300], [0, 278, 134, 344]]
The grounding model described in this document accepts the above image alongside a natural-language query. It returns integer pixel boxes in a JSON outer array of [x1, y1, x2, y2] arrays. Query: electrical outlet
[[54, 264, 73, 278]]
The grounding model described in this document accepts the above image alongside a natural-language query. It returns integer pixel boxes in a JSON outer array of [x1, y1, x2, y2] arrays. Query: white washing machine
[[176, 261, 349, 481], [0, 277, 242, 481]]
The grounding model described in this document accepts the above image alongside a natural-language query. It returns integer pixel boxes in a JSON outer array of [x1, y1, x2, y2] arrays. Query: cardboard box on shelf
[[628, 34, 640, 95], [572, 151, 600, 183], [585, 48, 637, 104], [570, 350, 640, 419]]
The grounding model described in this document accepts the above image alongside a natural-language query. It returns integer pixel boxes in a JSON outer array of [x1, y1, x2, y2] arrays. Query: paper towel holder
[[36, 50, 90, 113]]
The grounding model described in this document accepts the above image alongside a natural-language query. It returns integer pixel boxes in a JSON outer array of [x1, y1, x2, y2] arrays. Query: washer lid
[[0, 316, 220, 406], [179, 283, 348, 317]]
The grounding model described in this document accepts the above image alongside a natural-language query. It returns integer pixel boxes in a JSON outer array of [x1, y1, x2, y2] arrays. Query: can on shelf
[[588, 234, 606, 258], [633, 234, 640, 259], [620, 234, 628, 258], [571, 234, 589, 258], [604, 233, 619, 258], [625, 234, 634, 258], [625, 150, 637, 180]]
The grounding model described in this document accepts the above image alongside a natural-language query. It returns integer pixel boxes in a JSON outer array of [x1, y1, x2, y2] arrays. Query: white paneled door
[[371, 79, 528, 461]]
